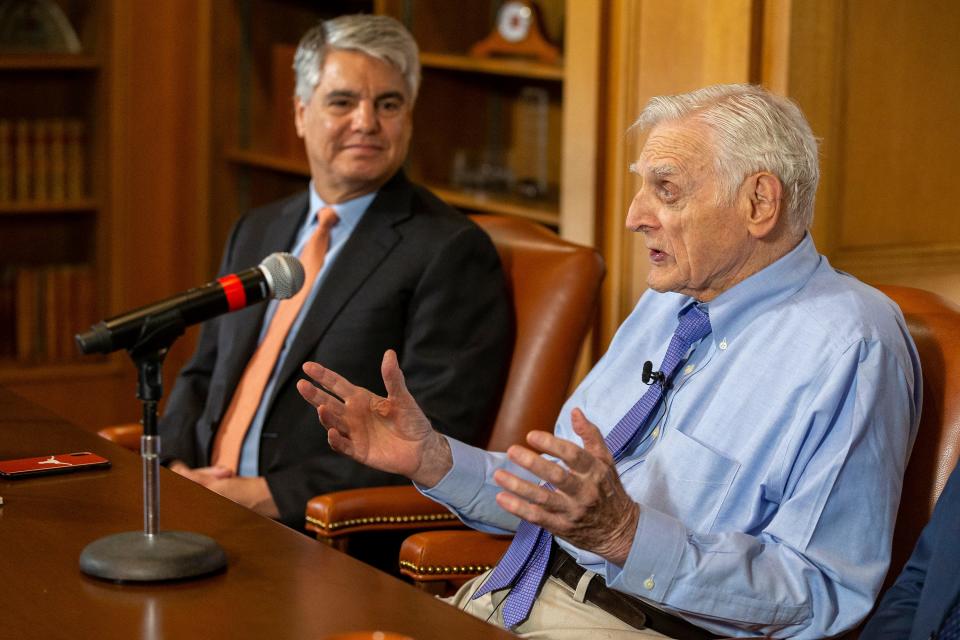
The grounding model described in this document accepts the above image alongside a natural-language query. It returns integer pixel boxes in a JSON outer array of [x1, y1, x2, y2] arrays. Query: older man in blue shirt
[[298, 84, 922, 638]]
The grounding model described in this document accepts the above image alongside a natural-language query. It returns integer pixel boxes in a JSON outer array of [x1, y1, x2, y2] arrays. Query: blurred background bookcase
[[0, 0, 602, 430], [210, 0, 601, 276], [0, 0, 130, 426]]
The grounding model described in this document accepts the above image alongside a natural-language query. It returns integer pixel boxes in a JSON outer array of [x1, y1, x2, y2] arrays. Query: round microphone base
[[80, 530, 227, 582]]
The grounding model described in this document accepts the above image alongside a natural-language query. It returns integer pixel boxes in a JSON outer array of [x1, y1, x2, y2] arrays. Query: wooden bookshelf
[[0, 0, 140, 430], [225, 147, 308, 176], [419, 52, 563, 81], [0, 54, 100, 71], [0, 199, 98, 215], [203, 0, 600, 274], [427, 183, 559, 226]]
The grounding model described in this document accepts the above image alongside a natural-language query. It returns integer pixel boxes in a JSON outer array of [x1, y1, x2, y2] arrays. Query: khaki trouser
[[445, 569, 671, 639]]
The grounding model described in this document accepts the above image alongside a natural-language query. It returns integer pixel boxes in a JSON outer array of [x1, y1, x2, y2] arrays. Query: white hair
[[293, 14, 420, 105], [636, 84, 819, 235]]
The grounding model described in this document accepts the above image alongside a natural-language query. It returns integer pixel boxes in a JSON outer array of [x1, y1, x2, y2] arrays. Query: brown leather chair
[[398, 284, 960, 612], [873, 286, 960, 591], [303, 214, 605, 566], [98, 423, 142, 451]]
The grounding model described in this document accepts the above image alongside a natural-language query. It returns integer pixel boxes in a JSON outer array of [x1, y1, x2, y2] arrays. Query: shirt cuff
[[416, 436, 489, 511], [606, 503, 687, 603]]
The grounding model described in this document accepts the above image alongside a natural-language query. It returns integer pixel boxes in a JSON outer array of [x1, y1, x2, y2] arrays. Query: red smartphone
[[0, 452, 111, 478]]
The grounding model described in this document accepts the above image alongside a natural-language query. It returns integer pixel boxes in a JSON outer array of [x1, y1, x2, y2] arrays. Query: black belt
[[548, 544, 720, 640]]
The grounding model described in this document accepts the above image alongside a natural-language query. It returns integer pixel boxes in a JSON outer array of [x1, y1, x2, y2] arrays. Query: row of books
[[0, 118, 87, 204], [0, 264, 99, 364]]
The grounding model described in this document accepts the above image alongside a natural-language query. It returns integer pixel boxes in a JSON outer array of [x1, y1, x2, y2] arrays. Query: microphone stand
[[79, 310, 227, 582]]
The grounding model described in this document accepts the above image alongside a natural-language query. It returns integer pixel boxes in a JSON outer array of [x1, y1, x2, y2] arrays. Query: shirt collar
[[692, 233, 822, 347], [307, 181, 377, 232]]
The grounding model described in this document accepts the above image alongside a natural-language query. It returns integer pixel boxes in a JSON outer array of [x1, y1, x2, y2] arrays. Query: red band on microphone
[[218, 274, 247, 312]]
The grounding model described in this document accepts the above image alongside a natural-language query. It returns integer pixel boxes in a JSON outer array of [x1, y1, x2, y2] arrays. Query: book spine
[[15, 267, 36, 363], [49, 118, 66, 202], [65, 119, 85, 200], [15, 119, 31, 202], [33, 119, 49, 202], [0, 266, 14, 360], [61, 266, 78, 361], [0, 119, 11, 203]]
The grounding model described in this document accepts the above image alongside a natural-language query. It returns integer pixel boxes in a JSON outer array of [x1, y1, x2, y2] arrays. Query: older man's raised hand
[[492, 408, 641, 565], [297, 349, 454, 488]]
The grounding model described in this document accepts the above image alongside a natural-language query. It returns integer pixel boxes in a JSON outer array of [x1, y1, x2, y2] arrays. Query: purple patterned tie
[[940, 599, 960, 640], [473, 305, 712, 628]]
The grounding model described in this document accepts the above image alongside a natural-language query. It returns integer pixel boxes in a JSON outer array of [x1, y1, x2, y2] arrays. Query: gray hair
[[635, 84, 819, 235], [293, 14, 420, 105]]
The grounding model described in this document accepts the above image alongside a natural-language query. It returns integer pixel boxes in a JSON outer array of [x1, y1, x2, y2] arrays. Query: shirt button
[[684, 364, 695, 374], [719, 339, 728, 351], [644, 577, 655, 590]]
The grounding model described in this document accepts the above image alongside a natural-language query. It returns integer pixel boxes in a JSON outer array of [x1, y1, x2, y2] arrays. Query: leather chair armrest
[[398, 529, 512, 587], [305, 485, 463, 541], [96, 423, 142, 452]]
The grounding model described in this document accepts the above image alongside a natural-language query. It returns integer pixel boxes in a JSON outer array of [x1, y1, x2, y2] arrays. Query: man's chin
[[337, 160, 397, 182], [645, 277, 673, 294]]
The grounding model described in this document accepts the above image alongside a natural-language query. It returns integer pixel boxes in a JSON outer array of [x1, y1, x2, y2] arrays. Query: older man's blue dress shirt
[[423, 234, 922, 638]]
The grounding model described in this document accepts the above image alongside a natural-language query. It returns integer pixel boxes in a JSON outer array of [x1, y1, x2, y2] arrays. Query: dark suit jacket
[[861, 461, 960, 639], [159, 171, 512, 529]]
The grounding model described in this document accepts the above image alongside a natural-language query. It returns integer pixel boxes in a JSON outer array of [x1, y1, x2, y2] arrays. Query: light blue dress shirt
[[423, 234, 922, 638], [237, 185, 374, 477]]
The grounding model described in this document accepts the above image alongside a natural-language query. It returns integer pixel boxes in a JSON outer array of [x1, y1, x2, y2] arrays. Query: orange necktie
[[211, 207, 339, 472]]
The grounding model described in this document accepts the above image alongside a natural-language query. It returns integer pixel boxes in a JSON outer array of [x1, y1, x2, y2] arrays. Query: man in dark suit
[[861, 461, 960, 639], [158, 14, 512, 531]]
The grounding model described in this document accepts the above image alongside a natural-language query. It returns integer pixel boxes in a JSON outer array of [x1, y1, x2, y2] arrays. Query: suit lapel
[[267, 173, 415, 412], [212, 194, 308, 421]]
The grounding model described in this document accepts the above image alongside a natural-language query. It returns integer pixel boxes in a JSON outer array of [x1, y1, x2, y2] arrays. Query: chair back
[[470, 215, 605, 452], [877, 284, 960, 586]]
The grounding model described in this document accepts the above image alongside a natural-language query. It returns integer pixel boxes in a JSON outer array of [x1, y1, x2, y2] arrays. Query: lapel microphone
[[641, 360, 667, 387]]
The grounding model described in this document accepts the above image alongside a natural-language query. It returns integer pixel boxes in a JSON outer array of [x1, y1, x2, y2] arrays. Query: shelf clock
[[469, 0, 560, 65]]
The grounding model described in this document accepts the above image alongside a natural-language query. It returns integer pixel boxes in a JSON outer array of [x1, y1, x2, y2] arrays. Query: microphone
[[641, 360, 666, 387], [76, 252, 305, 355]]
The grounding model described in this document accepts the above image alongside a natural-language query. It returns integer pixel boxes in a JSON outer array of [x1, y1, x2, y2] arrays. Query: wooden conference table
[[0, 388, 514, 640]]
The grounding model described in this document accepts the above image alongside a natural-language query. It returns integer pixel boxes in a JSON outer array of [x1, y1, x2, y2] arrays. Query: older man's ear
[[744, 172, 784, 239]]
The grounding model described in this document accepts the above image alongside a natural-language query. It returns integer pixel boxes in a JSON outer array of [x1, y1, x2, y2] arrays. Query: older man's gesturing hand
[[492, 408, 641, 566], [296, 349, 453, 488]]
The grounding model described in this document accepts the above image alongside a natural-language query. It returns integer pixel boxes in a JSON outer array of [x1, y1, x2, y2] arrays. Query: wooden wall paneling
[[598, 0, 756, 347], [833, 0, 960, 298], [559, 1, 602, 247], [784, 0, 960, 304], [599, 0, 641, 349], [208, 1, 244, 276], [99, 0, 208, 427], [775, 0, 846, 260], [759, 0, 791, 96], [838, 0, 960, 250], [559, 0, 603, 383], [117, 1, 209, 311]]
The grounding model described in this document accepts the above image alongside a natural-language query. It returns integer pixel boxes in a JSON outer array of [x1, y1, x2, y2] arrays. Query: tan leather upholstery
[[875, 285, 960, 590], [305, 214, 605, 555], [399, 530, 514, 595], [97, 423, 142, 452], [399, 284, 960, 611]]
